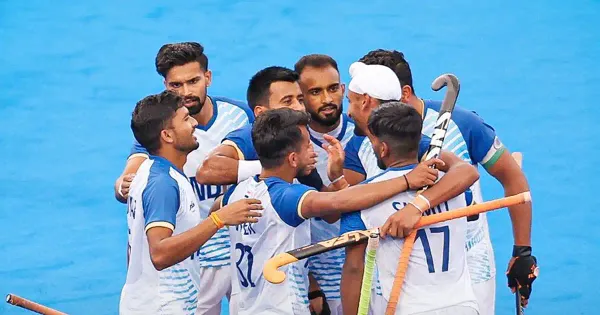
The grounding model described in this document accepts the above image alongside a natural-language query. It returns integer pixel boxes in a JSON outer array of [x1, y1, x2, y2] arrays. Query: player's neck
[[406, 96, 424, 117], [156, 148, 187, 172], [386, 155, 419, 169], [259, 166, 296, 183], [192, 97, 214, 127], [309, 118, 341, 134]]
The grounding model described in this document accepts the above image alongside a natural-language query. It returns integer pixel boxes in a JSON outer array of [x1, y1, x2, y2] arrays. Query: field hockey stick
[[6, 294, 67, 315], [357, 229, 380, 315], [263, 191, 531, 284], [510, 152, 525, 315], [385, 73, 461, 314]]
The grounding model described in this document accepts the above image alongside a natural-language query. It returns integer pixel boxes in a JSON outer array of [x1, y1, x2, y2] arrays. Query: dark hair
[[131, 90, 183, 155], [252, 108, 311, 169], [155, 42, 209, 78], [359, 49, 415, 94], [246, 66, 299, 111], [294, 54, 339, 75], [368, 102, 422, 158]]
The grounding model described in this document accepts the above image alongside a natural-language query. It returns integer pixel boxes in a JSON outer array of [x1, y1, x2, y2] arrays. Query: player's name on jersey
[[188, 176, 226, 202], [392, 200, 451, 217], [234, 222, 257, 236]]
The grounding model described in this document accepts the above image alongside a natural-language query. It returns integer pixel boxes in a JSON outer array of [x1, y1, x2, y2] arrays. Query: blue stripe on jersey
[[141, 156, 182, 228], [221, 124, 258, 160], [264, 177, 315, 227], [213, 96, 254, 124], [423, 100, 499, 165], [343, 135, 367, 175]]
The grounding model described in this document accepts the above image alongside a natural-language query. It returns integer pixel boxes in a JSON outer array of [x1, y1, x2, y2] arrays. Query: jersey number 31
[[235, 243, 256, 287]]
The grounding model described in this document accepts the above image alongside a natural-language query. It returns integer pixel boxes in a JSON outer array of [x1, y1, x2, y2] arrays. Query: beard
[[309, 103, 343, 127], [175, 135, 200, 154], [183, 94, 206, 115]]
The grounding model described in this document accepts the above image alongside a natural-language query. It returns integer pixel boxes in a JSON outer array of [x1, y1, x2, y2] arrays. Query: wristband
[[238, 160, 263, 183], [408, 201, 424, 213], [403, 174, 410, 190], [308, 290, 326, 300], [416, 194, 431, 209], [331, 174, 345, 184], [512, 245, 532, 257], [210, 212, 225, 229]]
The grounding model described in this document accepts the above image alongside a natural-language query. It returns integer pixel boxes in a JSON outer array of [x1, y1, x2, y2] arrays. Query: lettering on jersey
[[190, 248, 202, 261], [127, 196, 136, 219], [422, 201, 450, 216], [235, 222, 257, 235], [189, 177, 223, 201], [425, 111, 452, 160]]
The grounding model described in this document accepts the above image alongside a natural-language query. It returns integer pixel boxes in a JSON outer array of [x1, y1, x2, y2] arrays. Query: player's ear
[[340, 83, 346, 95], [204, 69, 212, 88], [401, 85, 412, 102], [160, 129, 175, 145], [288, 151, 298, 168], [381, 141, 390, 159], [254, 105, 267, 117]]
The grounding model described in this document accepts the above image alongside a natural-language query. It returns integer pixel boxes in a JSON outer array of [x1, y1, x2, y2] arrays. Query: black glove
[[297, 169, 325, 191], [308, 290, 331, 315], [507, 246, 539, 304]]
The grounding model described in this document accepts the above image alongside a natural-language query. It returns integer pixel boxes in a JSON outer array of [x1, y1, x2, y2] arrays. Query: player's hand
[[302, 144, 319, 176], [322, 134, 344, 181], [216, 199, 263, 226], [379, 203, 422, 239], [119, 173, 136, 198], [308, 290, 331, 315], [507, 246, 539, 308], [404, 158, 444, 189]]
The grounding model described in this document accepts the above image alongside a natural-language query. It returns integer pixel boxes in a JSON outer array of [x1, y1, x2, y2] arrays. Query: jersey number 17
[[415, 226, 450, 273]]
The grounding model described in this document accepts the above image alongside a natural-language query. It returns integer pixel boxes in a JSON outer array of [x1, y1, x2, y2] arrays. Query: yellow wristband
[[210, 213, 225, 229]]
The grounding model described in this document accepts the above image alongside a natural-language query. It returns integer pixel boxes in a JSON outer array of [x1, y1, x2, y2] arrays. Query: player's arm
[[144, 178, 262, 270], [114, 140, 150, 203], [339, 211, 368, 315], [380, 151, 479, 238], [196, 127, 263, 185], [485, 150, 531, 246], [299, 158, 444, 219]]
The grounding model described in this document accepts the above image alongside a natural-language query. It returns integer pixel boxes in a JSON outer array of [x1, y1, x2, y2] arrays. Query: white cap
[[348, 62, 402, 101]]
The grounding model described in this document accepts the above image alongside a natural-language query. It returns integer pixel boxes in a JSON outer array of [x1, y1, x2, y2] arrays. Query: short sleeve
[[129, 139, 149, 158], [343, 135, 366, 175], [222, 126, 258, 161], [454, 110, 506, 169], [221, 184, 238, 207], [142, 175, 180, 231], [268, 181, 316, 227], [340, 211, 367, 235]]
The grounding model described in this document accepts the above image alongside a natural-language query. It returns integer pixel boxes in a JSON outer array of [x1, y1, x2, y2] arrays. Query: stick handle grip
[[6, 294, 68, 315]]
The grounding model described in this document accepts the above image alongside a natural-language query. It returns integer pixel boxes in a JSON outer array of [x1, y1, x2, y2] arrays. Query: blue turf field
[[1, 0, 599, 314]]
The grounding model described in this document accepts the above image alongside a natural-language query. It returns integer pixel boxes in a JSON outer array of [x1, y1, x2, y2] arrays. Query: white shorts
[[325, 298, 343, 315], [195, 266, 232, 315], [472, 278, 495, 315]]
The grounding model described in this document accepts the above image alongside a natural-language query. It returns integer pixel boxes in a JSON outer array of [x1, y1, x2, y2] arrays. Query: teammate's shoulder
[[212, 96, 254, 122], [362, 164, 416, 184], [425, 99, 488, 127], [346, 134, 367, 149]]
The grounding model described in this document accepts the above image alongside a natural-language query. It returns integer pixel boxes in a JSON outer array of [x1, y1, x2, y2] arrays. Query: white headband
[[348, 62, 402, 101]]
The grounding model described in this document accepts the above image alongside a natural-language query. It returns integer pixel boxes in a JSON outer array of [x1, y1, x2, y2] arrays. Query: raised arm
[[299, 159, 444, 219]]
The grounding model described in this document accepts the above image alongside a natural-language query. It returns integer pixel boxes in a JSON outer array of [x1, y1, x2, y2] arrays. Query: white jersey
[[130, 96, 254, 268], [120, 156, 202, 315], [223, 176, 315, 315], [340, 166, 478, 315], [306, 114, 355, 301], [421, 99, 504, 283]]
